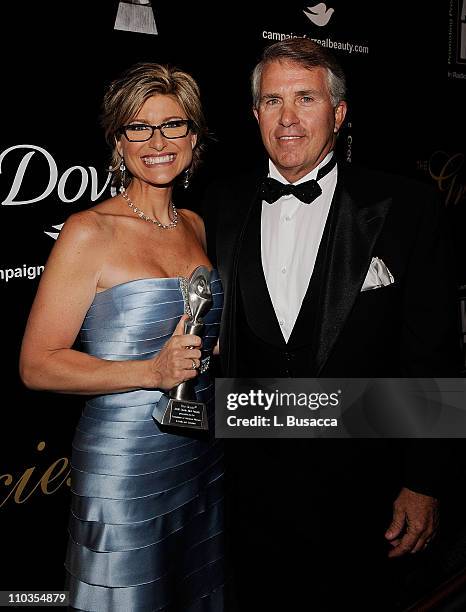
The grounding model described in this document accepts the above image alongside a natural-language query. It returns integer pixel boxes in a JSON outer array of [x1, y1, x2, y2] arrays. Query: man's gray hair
[[251, 38, 346, 109]]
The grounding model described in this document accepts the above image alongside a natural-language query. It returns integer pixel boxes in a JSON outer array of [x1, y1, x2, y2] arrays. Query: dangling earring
[[119, 158, 126, 193], [183, 169, 190, 190]]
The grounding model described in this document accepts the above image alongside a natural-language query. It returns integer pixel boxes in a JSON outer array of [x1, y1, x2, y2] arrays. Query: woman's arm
[[19, 211, 200, 395]]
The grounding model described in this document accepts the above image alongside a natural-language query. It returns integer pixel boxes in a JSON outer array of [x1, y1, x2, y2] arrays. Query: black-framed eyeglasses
[[119, 119, 193, 141]]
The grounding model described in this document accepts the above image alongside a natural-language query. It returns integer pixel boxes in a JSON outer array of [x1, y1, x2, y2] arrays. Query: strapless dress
[[65, 271, 224, 611]]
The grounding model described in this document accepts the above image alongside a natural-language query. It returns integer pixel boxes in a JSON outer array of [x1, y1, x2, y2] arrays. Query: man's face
[[253, 60, 347, 182]]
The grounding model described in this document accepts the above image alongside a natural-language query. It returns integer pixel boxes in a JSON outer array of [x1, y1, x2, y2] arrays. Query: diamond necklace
[[120, 187, 178, 230]]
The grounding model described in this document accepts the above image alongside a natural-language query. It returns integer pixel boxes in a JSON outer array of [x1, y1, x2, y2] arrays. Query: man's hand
[[384, 487, 439, 558]]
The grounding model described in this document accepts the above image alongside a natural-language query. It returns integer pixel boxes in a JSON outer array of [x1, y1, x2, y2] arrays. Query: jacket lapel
[[217, 169, 268, 374], [237, 194, 285, 348], [313, 171, 392, 374]]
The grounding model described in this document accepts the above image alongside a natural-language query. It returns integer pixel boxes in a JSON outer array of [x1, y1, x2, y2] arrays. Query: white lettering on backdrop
[[0, 145, 111, 206]]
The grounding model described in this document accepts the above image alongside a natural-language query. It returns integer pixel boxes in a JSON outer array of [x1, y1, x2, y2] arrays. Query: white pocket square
[[361, 257, 394, 291]]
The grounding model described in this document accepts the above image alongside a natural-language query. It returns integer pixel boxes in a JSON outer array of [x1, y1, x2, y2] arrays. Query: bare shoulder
[[59, 200, 117, 247], [180, 209, 206, 243], [58, 209, 108, 248]]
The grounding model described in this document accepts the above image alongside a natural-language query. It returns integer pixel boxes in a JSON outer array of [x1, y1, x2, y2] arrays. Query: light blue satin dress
[[65, 271, 224, 611]]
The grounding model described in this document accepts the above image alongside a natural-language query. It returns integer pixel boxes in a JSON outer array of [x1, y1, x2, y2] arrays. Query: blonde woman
[[20, 63, 224, 611]]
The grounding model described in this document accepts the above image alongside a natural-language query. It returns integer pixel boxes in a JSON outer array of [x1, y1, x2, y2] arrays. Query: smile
[[141, 154, 176, 165], [277, 136, 303, 140]]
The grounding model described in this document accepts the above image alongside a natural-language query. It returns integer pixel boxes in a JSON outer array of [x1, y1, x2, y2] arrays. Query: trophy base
[[153, 394, 209, 435]]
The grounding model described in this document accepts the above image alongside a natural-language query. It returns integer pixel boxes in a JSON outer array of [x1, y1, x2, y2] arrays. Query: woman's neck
[[124, 180, 174, 225]]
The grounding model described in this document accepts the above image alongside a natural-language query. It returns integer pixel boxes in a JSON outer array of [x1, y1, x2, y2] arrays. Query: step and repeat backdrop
[[1, 0, 465, 596]]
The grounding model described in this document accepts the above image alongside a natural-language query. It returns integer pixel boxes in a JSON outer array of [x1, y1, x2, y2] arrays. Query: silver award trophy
[[152, 266, 212, 433]]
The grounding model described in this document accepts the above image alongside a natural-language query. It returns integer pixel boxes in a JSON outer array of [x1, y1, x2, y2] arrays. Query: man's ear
[[253, 107, 259, 123], [334, 101, 347, 133]]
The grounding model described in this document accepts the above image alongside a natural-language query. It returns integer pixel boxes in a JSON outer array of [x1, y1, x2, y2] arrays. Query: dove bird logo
[[303, 3, 335, 27]]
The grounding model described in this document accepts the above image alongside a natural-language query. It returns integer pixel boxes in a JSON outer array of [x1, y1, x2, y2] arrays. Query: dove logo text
[[0, 145, 112, 206]]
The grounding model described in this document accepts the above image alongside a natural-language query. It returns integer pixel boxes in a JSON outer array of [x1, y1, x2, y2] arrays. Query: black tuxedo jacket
[[203, 159, 460, 499]]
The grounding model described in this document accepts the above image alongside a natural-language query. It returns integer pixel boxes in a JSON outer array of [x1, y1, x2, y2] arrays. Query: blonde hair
[[101, 62, 207, 188]]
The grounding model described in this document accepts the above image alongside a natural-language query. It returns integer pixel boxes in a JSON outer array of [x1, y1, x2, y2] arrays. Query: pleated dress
[[65, 271, 225, 611]]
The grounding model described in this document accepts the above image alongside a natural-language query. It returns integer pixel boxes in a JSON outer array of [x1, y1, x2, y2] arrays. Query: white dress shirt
[[261, 152, 338, 342]]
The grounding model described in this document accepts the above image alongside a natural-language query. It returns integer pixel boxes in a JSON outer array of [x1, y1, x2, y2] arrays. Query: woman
[[19, 63, 224, 611]]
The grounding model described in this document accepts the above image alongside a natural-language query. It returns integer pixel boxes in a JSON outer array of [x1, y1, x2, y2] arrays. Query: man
[[203, 39, 459, 610]]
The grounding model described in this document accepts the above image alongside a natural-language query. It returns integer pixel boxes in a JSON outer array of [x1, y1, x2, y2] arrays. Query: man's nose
[[279, 103, 299, 127]]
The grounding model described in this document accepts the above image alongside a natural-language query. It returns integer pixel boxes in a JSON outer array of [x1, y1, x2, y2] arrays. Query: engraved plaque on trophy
[[152, 266, 212, 433]]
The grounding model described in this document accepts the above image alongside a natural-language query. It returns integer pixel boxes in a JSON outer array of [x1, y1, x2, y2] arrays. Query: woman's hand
[[149, 315, 202, 390]]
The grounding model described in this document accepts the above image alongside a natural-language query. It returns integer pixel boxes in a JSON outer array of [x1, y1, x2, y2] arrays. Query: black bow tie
[[260, 155, 337, 205]]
